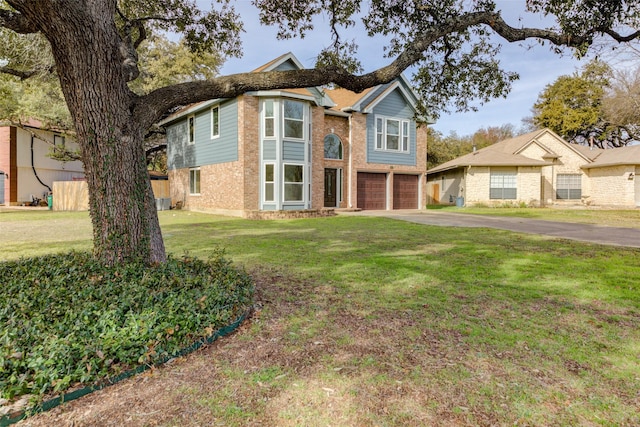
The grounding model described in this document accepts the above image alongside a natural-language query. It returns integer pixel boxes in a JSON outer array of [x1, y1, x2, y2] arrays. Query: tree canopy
[[1, 0, 639, 265], [531, 59, 639, 148]]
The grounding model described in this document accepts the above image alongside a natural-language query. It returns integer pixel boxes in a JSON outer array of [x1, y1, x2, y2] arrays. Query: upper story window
[[264, 100, 275, 138], [284, 100, 304, 139], [53, 134, 65, 147], [188, 115, 195, 144], [324, 134, 343, 159], [211, 106, 220, 138], [375, 116, 410, 153]]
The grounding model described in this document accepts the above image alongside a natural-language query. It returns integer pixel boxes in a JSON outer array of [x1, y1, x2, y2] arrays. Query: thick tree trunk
[[17, 1, 166, 265]]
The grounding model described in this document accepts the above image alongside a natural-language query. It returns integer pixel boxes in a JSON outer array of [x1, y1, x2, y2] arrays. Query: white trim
[[187, 115, 195, 145], [282, 163, 306, 203], [158, 99, 222, 126], [210, 105, 220, 139], [189, 167, 201, 195], [250, 90, 318, 104], [374, 115, 411, 153]]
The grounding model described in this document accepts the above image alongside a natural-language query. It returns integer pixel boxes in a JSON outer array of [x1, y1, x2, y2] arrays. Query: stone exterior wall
[[585, 166, 637, 207], [518, 167, 542, 206], [465, 166, 489, 205]]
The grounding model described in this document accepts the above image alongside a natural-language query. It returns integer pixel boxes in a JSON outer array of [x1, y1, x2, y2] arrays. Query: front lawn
[[1, 209, 639, 426]]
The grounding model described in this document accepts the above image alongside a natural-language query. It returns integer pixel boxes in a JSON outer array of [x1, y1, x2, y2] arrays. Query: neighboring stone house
[[161, 53, 429, 217], [0, 122, 84, 206], [426, 128, 640, 208]]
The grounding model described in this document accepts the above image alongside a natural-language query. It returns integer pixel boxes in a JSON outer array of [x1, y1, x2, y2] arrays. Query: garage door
[[357, 172, 386, 210], [393, 174, 418, 209]]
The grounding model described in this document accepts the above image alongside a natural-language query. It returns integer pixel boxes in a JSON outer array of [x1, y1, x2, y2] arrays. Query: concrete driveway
[[337, 209, 640, 248]]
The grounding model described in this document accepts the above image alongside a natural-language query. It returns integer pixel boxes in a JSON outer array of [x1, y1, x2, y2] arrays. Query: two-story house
[[161, 53, 429, 218]]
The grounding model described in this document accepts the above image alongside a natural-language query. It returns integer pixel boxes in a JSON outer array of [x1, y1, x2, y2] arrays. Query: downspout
[[348, 114, 353, 208], [31, 135, 52, 193]]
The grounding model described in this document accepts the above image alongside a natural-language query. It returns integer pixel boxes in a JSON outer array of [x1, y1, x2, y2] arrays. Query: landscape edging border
[[0, 309, 250, 427]]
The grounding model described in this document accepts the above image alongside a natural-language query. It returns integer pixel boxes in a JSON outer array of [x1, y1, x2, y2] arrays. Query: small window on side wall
[[324, 134, 343, 159], [211, 106, 220, 138], [189, 168, 201, 195], [188, 115, 195, 144], [54, 134, 65, 147]]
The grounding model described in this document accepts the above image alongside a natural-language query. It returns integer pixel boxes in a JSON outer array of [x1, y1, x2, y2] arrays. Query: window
[[264, 163, 275, 202], [188, 115, 195, 144], [211, 106, 220, 138], [284, 100, 304, 139], [490, 170, 517, 199], [375, 116, 410, 152], [556, 174, 582, 200], [189, 168, 200, 195], [264, 100, 275, 137], [284, 164, 304, 202], [324, 134, 343, 159], [53, 134, 65, 147]]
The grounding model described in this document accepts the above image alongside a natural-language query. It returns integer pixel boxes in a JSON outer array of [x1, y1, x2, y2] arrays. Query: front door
[[324, 168, 337, 207]]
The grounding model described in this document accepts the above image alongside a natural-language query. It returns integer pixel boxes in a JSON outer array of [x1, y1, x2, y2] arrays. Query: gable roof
[[426, 129, 558, 174], [582, 144, 640, 168]]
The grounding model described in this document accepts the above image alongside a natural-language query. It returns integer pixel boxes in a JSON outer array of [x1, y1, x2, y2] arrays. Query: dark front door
[[324, 168, 337, 207]]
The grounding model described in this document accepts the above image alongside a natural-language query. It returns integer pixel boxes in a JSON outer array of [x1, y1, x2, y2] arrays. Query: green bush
[[0, 251, 254, 401]]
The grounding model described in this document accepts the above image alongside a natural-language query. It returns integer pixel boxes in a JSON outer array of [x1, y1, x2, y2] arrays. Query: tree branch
[[0, 7, 37, 33], [0, 65, 38, 79], [134, 10, 640, 129]]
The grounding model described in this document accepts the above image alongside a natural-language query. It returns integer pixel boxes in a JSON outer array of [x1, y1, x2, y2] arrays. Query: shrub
[[0, 250, 254, 402]]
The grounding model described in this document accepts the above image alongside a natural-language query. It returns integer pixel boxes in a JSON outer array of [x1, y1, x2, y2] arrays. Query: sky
[[216, 1, 594, 137]]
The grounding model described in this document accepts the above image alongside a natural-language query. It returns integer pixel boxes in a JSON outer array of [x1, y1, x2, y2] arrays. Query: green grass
[[1, 208, 639, 425]]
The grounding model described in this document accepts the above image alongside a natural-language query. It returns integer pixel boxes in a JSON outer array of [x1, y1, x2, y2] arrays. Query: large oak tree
[[1, 0, 638, 265]]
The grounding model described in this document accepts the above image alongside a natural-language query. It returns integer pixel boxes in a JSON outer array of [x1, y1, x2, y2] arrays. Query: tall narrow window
[[264, 163, 275, 202], [376, 117, 384, 149], [402, 121, 409, 152], [264, 100, 275, 138], [284, 100, 304, 139], [211, 106, 220, 138], [189, 168, 201, 195], [284, 164, 304, 202], [188, 115, 195, 144]]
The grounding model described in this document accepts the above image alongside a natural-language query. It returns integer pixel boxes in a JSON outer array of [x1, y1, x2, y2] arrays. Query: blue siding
[[166, 99, 238, 170], [283, 141, 305, 161], [366, 89, 417, 166], [263, 140, 277, 160]]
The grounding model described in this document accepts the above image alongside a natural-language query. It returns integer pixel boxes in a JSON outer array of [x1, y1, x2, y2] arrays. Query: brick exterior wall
[[346, 114, 428, 209], [239, 95, 260, 211], [322, 114, 350, 208], [311, 105, 326, 210]]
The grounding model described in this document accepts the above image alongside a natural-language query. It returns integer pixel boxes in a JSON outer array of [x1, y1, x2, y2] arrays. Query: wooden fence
[[53, 180, 170, 211]]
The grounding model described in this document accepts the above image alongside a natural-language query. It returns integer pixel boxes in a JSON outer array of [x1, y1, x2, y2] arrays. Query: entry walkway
[[337, 209, 640, 248]]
